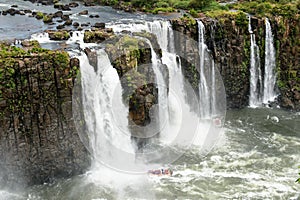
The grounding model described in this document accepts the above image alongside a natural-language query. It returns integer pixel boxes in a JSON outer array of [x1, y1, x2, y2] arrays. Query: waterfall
[[147, 20, 175, 53], [263, 18, 277, 103], [77, 49, 135, 172], [197, 20, 216, 119], [144, 39, 169, 137], [248, 16, 263, 107]]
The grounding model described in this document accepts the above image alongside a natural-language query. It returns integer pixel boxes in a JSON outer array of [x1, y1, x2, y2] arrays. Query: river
[[0, 1, 299, 199]]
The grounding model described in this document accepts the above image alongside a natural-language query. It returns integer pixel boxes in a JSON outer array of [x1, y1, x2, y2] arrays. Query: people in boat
[[148, 168, 173, 176], [213, 117, 222, 127]]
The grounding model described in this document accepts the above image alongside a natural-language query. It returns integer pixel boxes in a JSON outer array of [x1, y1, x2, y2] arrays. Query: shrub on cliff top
[[189, 0, 213, 9], [231, 0, 299, 18]]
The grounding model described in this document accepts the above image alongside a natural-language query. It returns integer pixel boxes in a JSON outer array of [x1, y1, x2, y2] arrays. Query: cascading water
[[263, 18, 277, 103], [248, 16, 263, 107], [197, 20, 216, 119], [77, 49, 136, 173], [145, 20, 223, 148], [147, 20, 175, 53], [144, 39, 169, 138]]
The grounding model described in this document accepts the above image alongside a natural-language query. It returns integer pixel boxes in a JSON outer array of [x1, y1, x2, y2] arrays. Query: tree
[[189, 0, 213, 10]]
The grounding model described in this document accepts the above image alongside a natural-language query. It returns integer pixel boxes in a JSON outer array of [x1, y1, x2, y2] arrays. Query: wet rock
[[68, 2, 79, 8], [79, 10, 88, 15], [41, 1, 50, 5], [7, 8, 20, 16], [54, 11, 63, 18], [64, 19, 73, 26], [73, 22, 80, 27], [24, 9, 32, 13], [43, 14, 53, 23], [93, 22, 105, 29], [11, 5, 18, 8], [84, 48, 98, 70], [56, 24, 65, 30], [47, 30, 70, 40], [84, 2, 96, 6], [21, 40, 40, 48], [281, 96, 295, 109], [54, 3, 71, 11], [61, 15, 69, 21]]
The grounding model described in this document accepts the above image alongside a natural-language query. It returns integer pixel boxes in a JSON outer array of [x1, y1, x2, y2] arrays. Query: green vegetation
[[48, 31, 70, 40], [43, 15, 53, 23], [205, 10, 248, 26], [178, 15, 197, 26], [101, 0, 227, 14], [89, 0, 300, 17], [36, 11, 44, 20], [229, 0, 300, 18]]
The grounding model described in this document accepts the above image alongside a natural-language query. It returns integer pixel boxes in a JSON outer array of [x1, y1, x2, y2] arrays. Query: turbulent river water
[[0, 1, 299, 199]]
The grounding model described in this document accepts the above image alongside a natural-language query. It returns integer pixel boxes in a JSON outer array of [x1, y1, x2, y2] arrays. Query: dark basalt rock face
[[105, 35, 168, 149], [0, 42, 90, 188], [171, 14, 300, 111], [272, 16, 300, 111]]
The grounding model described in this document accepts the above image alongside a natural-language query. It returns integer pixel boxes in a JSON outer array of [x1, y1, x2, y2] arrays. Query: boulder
[[79, 10, 88, 15], [61, 14, 69, 21], [64, 19, 73, 26], [73, 22, 80, 27], [54, 11, 63, 18], [47, 30, 70, 40], [68, 2, 79, 8], [56, 24, 65, 30], [93, 22, 105, 29]]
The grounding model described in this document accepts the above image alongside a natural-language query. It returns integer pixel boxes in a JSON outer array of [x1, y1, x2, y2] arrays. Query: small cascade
[[66, 31, 85, 45], [78, 49, 135, 172], [147, 20, 175, 52], [263, 18, 277, 103], [30, 32, 51, 43], [248, 16, 263, 107], [197, 20, 216, 119]]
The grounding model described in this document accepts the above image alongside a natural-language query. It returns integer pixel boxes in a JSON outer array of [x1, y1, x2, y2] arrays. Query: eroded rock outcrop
[[0, 42, 90, 187], [105, 35, 164, 148]]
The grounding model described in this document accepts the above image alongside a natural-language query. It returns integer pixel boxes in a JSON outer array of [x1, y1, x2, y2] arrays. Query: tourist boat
[[147, 168, 173, 176]]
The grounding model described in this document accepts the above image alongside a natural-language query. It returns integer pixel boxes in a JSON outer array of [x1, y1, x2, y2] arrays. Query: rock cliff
[[171, 12, 300, 111], [0, 42, 90, 187]]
